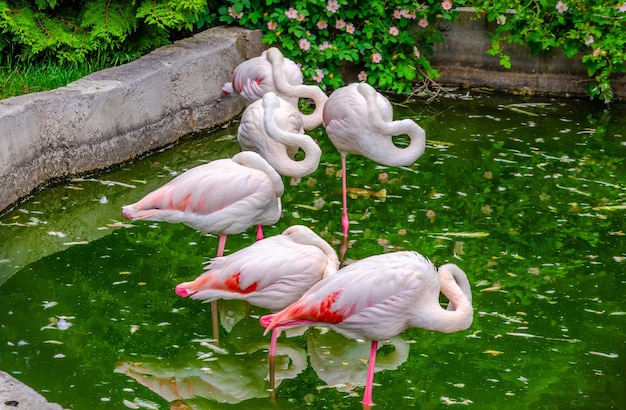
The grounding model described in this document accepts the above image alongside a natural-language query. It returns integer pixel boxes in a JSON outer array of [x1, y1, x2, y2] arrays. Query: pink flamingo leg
[[341, 153, 349, 238], [256, 224, 264, 241], [362, 340, 378, 406], [268, 328, 281, 400], [211, 234, 228, 343]]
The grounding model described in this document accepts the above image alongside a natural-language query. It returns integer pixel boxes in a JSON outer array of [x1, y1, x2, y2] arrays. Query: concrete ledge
[[0, 371, 64, 409], [0, 26, 263, 215], [430, 8, 626, 98]]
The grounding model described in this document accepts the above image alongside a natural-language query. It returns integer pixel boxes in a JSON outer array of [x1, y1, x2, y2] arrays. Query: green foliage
[[0, 0, 207, 64], [214, 0, 467, 95], [473, 0, 626, 103]]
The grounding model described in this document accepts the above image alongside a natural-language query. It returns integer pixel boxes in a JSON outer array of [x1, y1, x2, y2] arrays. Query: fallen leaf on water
[[507, 332, 543, 339], [484, 350, 504, 356], [589, 351, 619, 358], [481, 282, 502, 292]]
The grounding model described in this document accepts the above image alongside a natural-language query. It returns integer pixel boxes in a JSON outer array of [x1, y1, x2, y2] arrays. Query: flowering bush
[[473, 0, 626, 102], [217, 0, 466, 94]]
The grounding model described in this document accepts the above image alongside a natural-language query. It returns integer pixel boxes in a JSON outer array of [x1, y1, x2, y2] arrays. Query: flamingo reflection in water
[[307, 327, 409, 396], [115, 340, 306, 408]]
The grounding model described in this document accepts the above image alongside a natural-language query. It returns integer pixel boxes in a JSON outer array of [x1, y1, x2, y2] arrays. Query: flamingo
[[322, 83, 426, 245], [260, 251, 473, 406], [238, 92, 321, 178], [121, 151, 284, 341], [175, 224, 339, 397], [223, 47, 328, 130], [174, 225, 339, 310], [222, 47, 303, 104]]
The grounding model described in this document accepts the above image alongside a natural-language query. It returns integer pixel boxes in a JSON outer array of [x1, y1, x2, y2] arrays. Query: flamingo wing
[[178, 235, 331, 311], [265, 251, 438, 340], [122, 158, 281, 234]]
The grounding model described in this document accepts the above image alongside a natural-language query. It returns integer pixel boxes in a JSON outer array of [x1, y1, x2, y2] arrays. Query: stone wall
[[430, 8, 626, 98], [0, 26, 263, 215]]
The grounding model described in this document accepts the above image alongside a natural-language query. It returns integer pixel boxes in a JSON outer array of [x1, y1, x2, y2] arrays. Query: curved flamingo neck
[[358, 83, 426, 166], [262, 93, 322, 177], [266, 48, 328, 130]]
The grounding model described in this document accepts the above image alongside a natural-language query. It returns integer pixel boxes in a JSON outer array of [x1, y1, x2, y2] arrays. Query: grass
[[0, 58, 122, 100]]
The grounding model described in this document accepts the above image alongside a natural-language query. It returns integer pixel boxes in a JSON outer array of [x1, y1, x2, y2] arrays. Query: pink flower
[[426, 210, 436, 223], [336, 19, 346, 30], [585, 35, 594, 45], [358, 71, 368, 81], [413, 46, 420, 58], [372, 52, 382, 63], [593, 47, 601, 57], [556, 1, 568, 13], [394, 10, 402, 19], [228, 6, 243, 19], [297, 13, 305, 22], [299, 38, 311, 51], [319, 41, 331, 51], [316, 19, 328, 30], [346, 23, 355, 34], [312, 68, 324, 83], [418, 18, 429, 28], [267, 21, 278, 31], [326, 0, 339, 14], [619, 3, 626, 12], [442, 0, 453, 11], [286, 7, 298, 19], [389, 26, 399, 36]]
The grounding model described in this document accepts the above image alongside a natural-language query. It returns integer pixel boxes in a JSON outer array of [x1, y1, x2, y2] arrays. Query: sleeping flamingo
[[238, 92, 321, 178], [121, 151, 284, 341], [175, 225, 339, 310], [260, 251, 473, 406], [176, 224, 339, 397], [223, 47, 328, 130], [323, 83, 426, 246], [222, 47, 303, 104]]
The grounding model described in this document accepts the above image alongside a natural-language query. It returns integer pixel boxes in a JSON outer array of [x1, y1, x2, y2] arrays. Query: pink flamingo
[[238, 92, 321, 178], [175, 224, 339, 396], [175, 225, 339, 309], [261, 251, 473, 406], [223, 47, 328, 130], [121, 151, 284, 341], [322, 83, 426, 245], [222, 48, 303, 103]]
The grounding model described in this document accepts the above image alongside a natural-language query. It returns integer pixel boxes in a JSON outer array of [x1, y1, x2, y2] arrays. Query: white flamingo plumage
[[175, 225, 339, 311], [223, 47, 328, 130], [121, 151, 284, 341], [261, 251, 473, 406], [238, 92, 322, 178], [322, 82, 426, 242]]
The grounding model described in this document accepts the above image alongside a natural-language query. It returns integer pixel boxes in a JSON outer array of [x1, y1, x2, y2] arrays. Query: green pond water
[[0, 91, 625, 409]]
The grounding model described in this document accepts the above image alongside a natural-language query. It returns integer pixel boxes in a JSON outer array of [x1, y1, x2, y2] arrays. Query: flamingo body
[[263, 251, 473, 340], [261, 251, 473, 405], [223, 48, 303, 104], [323, 82, 425, 166], [175, 225, 339, 311], [238, 92, 321, 178], [121, 151, 284, 236], [322, 82, 426, 240]]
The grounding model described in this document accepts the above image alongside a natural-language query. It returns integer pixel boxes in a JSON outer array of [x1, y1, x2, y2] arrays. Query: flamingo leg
[[362, 340, 378, 406], [341, 153, 349, 238], [268, 328, 281, 400], [211, 234, 228, 344], [256, 224, 264, 241]]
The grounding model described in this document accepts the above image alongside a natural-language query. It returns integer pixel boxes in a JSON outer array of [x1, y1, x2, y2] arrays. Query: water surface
[[1, 91, 624, 409]]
